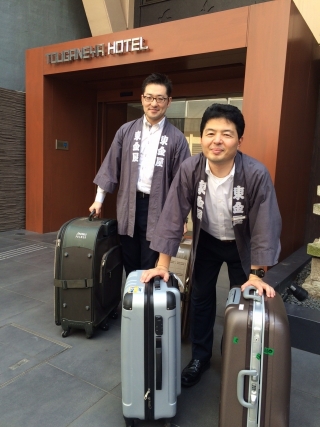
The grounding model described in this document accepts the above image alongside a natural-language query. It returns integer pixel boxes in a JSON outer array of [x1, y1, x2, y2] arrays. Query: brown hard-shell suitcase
[[54, 211, 123, 338], [219, 286, 291, 427]]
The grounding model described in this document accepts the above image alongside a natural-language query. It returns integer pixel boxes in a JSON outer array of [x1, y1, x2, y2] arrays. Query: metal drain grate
[[0, 244, 47, 261]]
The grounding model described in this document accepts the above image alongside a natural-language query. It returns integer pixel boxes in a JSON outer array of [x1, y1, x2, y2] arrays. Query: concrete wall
[[0, 0, 91, 91], [134, 0, 270, 27], [293, 0, 320, 43]]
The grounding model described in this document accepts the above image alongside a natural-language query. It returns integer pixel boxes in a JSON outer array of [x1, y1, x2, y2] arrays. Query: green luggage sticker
[[264, 347, 275, 356], [256, 353, 261, 360], [233, 337, 239, 344]]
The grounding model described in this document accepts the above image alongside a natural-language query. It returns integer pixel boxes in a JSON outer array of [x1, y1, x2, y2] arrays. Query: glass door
[[127, 96, 243, 156]]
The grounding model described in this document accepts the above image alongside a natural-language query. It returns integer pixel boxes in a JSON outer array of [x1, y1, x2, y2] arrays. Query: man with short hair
[[90, 73, 190, 276], [141, 103, 281, 387]]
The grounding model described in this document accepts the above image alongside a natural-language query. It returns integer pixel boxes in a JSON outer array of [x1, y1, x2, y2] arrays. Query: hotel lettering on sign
[[46, 37, 149, 64]]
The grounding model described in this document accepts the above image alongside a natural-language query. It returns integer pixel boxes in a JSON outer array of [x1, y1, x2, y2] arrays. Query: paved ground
[[0, 229, 319, 427]]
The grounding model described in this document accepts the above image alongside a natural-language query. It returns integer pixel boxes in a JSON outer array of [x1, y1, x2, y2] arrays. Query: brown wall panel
[[275, 2, 320, 257], [239, 0, 320, 260], [26, 48, 45, 232], [42, 79, 97, 232], [242, 0, 291, 179], [99, 104, 127, 220]]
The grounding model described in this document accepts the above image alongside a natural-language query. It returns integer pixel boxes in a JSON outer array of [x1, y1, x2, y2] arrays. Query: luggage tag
[[128, 285, 143, 294]]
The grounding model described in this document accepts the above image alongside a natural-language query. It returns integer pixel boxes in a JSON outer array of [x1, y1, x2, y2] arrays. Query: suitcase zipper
[[144, 388, 151, 409], [99, 245, 122, 283], [100, 257, 106, 283]]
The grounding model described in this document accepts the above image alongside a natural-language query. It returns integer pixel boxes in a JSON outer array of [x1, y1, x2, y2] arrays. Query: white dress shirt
[[137, 115, 165, 194], [95, 115, 165, 203], [201, 159, 235, 241]]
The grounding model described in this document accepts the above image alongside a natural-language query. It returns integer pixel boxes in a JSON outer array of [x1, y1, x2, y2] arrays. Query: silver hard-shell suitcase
[[121, 270, 181, 427]]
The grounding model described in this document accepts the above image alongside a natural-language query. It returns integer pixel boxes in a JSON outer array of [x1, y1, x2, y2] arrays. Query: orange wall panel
[[26, 48, 45, 232], [275, 1, 319, 257], [40, 7, 248, 76], [242, 0, 292, 179], [43, 79, 97, 232], [242, 0, 319, 259]]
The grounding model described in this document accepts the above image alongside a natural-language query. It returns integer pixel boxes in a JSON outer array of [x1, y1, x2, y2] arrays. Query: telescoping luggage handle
[[237, 285, 265, 417], [242, 285, 262, 302], [154, 275, 161, 290], [156, 336, 162, 390], [89, 209, 96, 221], [154, 276, 163, 390]]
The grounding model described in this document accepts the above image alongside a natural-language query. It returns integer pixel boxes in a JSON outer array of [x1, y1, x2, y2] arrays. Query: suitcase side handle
[[237, 369, 258, 409], [156, 336, 162, 390], [243, 285, 262, 302]]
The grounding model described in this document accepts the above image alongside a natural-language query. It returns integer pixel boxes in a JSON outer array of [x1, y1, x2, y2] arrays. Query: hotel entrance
[[26, 0, 319, 259]]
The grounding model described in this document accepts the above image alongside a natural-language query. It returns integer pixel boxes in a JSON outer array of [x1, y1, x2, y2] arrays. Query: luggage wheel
[[55, 320, 61, 326], [163, 419, 171, 427], [109, 309, 118, 319], [61, 328, 70, 338], [99, 319, 110, 331], [86, 333, 93, 339]]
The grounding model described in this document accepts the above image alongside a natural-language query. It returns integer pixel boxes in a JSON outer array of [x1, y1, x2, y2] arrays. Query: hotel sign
[[46, 36, 149, 64]]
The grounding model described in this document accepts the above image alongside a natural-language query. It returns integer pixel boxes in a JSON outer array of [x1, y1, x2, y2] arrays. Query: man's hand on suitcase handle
[[141, 266, 170, 283], [89, 202, 102, 218], [241, 275, 276, 298], [141, 253, 171, 283]]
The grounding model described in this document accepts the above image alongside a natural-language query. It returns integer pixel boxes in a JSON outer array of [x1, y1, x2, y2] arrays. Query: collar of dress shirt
[[205, 159, 235, 182], [143, 115, 166, 131]]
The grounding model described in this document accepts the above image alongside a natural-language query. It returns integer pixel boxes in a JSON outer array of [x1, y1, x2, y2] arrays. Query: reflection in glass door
[[127, 97, 243, 156]]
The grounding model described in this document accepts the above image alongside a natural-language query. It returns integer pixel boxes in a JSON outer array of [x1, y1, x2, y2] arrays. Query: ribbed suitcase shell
[[54, 216, 122, 338], [121, 270, 181, 426], [220, 286, 291, 427]]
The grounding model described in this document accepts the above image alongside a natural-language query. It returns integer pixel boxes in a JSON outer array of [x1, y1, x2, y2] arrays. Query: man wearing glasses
[[89, 73, 190, 276]]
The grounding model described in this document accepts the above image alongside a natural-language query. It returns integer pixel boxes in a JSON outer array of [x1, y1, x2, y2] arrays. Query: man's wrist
[[249, 273, 263, 281], [157, 264, 169, 271]]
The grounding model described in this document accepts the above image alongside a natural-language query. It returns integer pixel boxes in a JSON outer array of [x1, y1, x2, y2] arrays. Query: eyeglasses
[[142, 95, 168, 104]]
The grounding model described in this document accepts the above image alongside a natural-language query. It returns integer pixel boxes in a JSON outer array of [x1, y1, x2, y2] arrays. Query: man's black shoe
[[181, 359, 210, 387]]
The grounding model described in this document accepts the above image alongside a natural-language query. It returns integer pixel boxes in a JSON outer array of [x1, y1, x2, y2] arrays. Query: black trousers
[[119, 195, 159, 277], [191, 229, 247, 362]]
